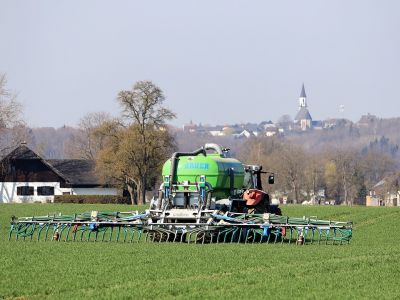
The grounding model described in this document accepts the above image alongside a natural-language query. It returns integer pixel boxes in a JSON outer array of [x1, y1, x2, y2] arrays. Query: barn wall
[[366, 196, 379, 206], [0, 182, 72, 203], [0, 182, 119, 203]]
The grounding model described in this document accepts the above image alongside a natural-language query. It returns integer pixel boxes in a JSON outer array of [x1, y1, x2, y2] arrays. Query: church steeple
[[299, 83, 307, 108]]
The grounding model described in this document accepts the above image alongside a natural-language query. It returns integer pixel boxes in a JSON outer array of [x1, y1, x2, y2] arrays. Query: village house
[[261, 122, 279, 137], [357, 113, 379, 128], [367, 175, 400, 207], [0, 143, 118, 203], [182, 120, 198, 133]]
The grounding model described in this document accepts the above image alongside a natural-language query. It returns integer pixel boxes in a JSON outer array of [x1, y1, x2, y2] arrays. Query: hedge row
[[54, 195, 131, 204]]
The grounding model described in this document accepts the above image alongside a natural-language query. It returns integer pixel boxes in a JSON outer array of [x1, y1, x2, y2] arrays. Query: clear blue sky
[[1, 1, 399, 128]]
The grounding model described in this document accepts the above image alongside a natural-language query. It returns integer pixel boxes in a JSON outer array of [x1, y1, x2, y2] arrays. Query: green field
[[1, 204, 399, 300]]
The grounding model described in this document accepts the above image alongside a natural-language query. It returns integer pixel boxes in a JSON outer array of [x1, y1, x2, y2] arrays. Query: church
[[294, 84, 313, 131]]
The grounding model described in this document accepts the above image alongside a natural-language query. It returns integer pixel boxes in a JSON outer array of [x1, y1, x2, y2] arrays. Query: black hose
[[156, 189, 164, 210], [205, 191, 212, 210], [169, 148, 206, 183], [204, 182, 214, 209], [229, 168, 234, 197]]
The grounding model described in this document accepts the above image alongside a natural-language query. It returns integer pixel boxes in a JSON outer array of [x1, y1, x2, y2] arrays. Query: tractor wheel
[[268, 205, 282, 215]]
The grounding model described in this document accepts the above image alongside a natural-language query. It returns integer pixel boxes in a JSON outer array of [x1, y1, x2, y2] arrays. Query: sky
[[1, 1, 399, 128]]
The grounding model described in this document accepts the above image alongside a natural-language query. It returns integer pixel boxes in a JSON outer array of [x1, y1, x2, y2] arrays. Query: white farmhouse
[[0, 143, 118, 203]]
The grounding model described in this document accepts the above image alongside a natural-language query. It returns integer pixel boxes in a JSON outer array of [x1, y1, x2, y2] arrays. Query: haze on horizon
[[1, 1, 399, 128]]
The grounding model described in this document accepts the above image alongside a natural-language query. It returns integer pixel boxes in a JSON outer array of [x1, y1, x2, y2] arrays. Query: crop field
[[1, 204, 400, 300]]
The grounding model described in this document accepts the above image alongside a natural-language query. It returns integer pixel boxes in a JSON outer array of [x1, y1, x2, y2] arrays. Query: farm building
[[367, 175, 400, 207], [0, 143, 118, 203]]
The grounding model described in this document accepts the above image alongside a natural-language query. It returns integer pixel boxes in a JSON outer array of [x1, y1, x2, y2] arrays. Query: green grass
[[1, 204, 400, 299]]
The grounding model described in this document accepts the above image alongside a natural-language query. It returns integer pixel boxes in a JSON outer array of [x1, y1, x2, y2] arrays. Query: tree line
[[235, 137, 397, 204]]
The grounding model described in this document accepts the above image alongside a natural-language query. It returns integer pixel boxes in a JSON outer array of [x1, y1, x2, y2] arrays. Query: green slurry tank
[[162, 143, 244, 199]]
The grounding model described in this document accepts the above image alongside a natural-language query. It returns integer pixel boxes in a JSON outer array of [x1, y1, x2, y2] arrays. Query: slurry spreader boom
[[9, 143, 352, 245]]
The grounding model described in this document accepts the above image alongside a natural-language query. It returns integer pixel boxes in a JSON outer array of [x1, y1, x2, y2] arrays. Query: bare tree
[[276, 114, 293, 131], [118, 81, 175, 128], [274, 143, 307, 203], [0, 74, 22, 128], [65, 112, 112, 159], [96, 81, 176, 204], [0, 73, 25, 156], [303, 153, 325, 203], [326, 148, 361, 205], [360, 151, 397, 189], [323, 157, 340, 203]]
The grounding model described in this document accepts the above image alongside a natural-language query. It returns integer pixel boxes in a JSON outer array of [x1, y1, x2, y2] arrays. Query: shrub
[[54, 195, 131, 204]]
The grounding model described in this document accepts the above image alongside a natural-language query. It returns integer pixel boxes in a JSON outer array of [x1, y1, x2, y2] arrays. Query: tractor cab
[[238, 165, 280, 214], [243, 165, 274, 190]]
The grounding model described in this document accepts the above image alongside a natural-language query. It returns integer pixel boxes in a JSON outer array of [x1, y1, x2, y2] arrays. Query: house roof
[[3, 145, 67, 180], [47, 159, 101, 185], [5, 144, 43, 160], [295, 107, 312, 121], [242, 123, 261, 132], [260, 120, 273, 126], [357, 114, 378, 125], [203, 125, 224, 131], [371, 173, 400, 193], [373, 179, 386, 189], [312, 120, 323, 127], [1, 144, 105, 186]]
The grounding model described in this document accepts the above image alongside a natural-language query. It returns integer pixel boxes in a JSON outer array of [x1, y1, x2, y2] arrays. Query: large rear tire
[[268, 205, 282, 215]]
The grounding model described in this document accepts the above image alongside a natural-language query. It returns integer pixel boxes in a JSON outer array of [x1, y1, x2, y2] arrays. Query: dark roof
[[241, 123, 261, 132], [357, 114, 378, 124], [47, 159, 101, 185], [295, 107, 312, 121], [5, 145, 41, 160], [372, 173, 400, 193], [300, 83, 307, 98], [2, 145, 67, 180], [312, 120, 323, 127], [260, 120, 274, 125], [203, 125, 224, 131], [1, 145, 105, 186]]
